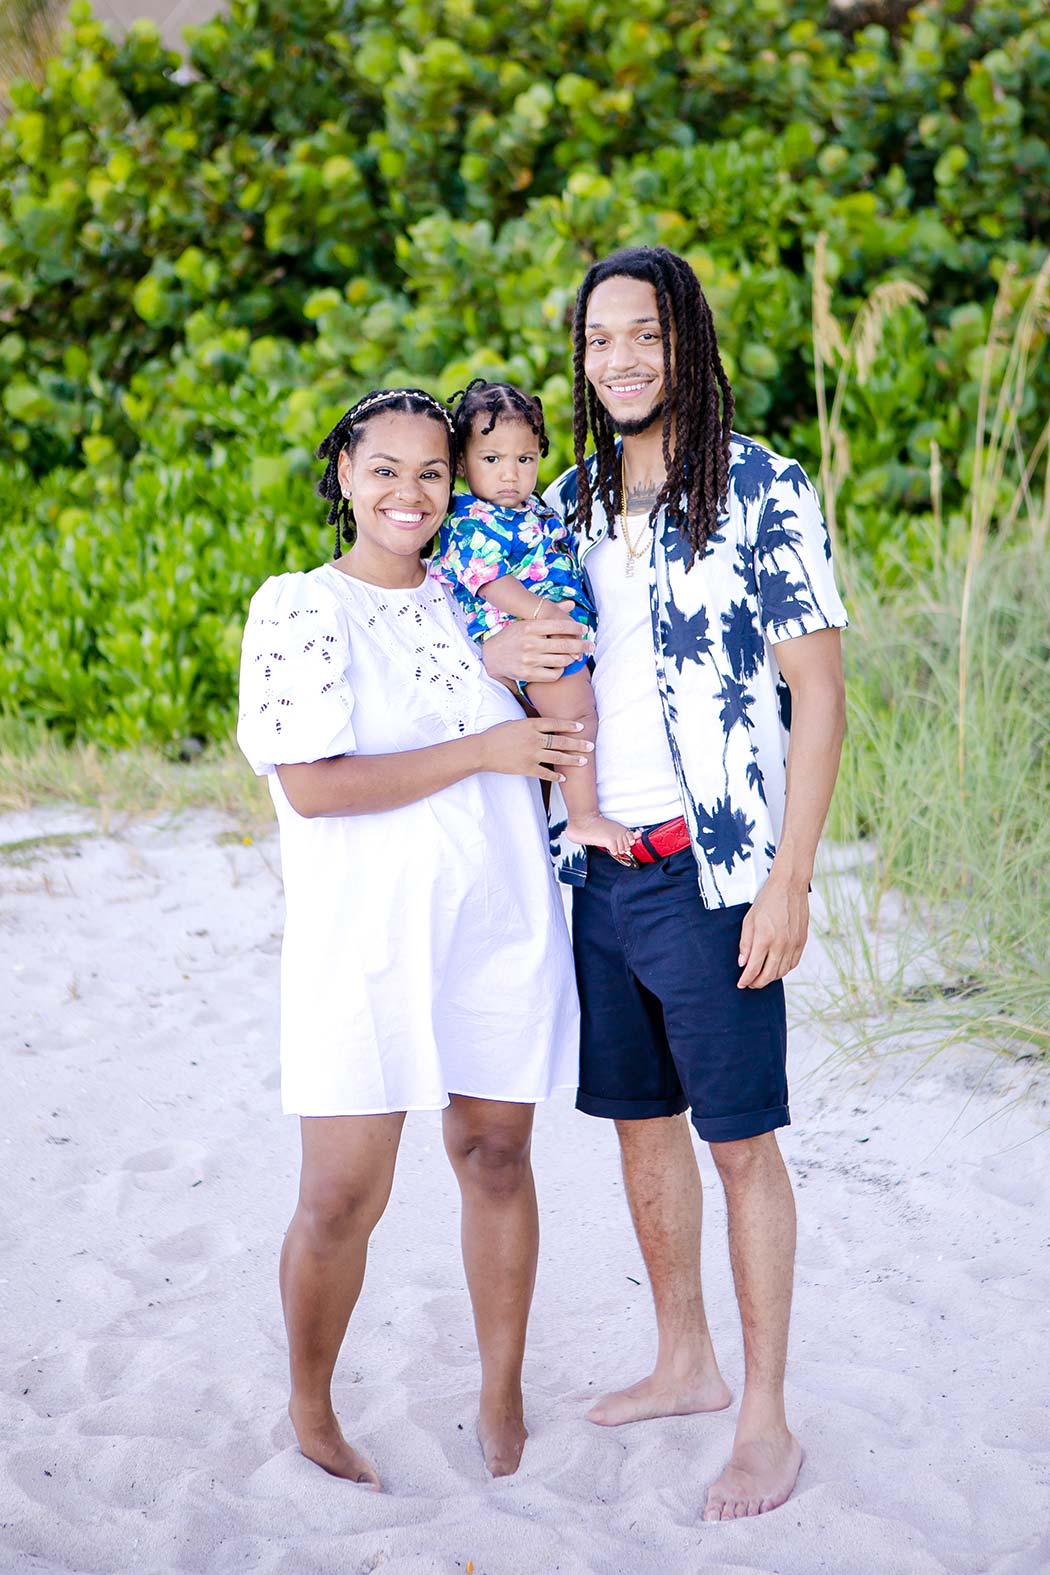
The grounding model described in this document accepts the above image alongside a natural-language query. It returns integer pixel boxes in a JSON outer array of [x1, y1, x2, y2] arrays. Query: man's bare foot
[[586, 1368, 732, 1427], [703, 1431, 803, 1520], [477, 1399, 528, 1478], [288, 1399, 381, 1489], [566, 812, 634, 857]]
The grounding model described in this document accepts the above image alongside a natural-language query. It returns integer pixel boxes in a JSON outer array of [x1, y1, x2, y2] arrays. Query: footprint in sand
[[149, 1220, 241, 1265], [122, 1140, 207, 1175]]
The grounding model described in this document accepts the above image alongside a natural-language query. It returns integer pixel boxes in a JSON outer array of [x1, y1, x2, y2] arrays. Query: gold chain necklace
[[620, 453, 653, 578]]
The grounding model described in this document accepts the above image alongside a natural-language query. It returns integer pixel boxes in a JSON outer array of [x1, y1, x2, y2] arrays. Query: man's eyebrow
[[585, 316, 660, 330]]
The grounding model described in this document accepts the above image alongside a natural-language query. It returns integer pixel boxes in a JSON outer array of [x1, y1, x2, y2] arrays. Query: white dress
[[237, 561, 580, 1116]]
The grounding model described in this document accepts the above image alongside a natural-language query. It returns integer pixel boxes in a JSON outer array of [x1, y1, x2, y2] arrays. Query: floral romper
[[435, 491, 595, 675]]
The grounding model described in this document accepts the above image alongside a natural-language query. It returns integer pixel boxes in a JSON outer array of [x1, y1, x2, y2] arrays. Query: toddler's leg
[[526, 670, 633, 856]]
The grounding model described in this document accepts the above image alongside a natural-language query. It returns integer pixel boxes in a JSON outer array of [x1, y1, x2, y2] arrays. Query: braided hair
[[449, 378, 550, 461], [315, 387, 456, 560], [570, 246, 735, 564]]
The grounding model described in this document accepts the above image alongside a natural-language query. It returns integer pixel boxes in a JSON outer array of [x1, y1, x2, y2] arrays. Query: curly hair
[[315, 387, 455, 560], [448, 378, 550, 460], [571, 246, 735, 564]]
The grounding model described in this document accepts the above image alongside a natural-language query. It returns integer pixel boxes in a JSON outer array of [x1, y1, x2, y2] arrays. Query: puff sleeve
[[236, 573, 357, 776]]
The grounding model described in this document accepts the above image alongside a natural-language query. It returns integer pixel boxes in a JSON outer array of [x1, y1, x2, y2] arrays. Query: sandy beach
[[2, 807, 1048, 1575]]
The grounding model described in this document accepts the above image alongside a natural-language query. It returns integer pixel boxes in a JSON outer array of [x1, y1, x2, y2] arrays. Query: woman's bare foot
[[477, 1396, 528, 1477], [587, 1367, 731, 1426], [566, 811, 634, 857], [703, 1430, 803, 1520], [288, 1398, 381, 1489]]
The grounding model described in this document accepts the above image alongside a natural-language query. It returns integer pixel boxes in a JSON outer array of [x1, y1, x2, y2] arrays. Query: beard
[[606, 397, 665, 437]]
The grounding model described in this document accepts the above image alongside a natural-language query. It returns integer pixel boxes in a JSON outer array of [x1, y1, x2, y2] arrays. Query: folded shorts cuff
[[692, 1104, 790, 1143]]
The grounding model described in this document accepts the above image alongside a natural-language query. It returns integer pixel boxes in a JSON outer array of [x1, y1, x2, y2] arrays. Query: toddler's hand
[[531, 597, 575, 621], [566, 812, 635, 858]]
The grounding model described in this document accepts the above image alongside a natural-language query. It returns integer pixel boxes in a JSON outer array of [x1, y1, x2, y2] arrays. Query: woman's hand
[[482, 614, 590, 686], [477, 717, 593, 783]]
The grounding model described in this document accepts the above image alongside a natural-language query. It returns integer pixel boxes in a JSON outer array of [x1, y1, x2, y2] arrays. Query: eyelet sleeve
[[236, 573, 357, 776]]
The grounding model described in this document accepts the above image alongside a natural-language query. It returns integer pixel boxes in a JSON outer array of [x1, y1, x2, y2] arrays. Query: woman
[[237, 387, 588, 1489]]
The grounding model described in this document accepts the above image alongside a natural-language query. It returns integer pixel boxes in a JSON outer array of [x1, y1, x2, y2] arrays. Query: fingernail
[[558, 774, 565, 782], [574, 722, 584, 730]]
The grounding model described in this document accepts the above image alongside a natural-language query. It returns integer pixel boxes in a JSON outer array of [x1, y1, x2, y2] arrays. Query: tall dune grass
[[815, 242, 1050, 1057]]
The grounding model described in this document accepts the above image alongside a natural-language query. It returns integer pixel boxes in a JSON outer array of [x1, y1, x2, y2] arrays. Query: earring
[[341, 488, 351, 500]]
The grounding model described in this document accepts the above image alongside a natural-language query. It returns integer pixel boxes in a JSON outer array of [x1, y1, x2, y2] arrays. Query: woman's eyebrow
[[369, 452, 448, 466]]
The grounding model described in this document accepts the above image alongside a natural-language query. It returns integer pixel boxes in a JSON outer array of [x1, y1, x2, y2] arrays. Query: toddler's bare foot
[[566, 812, 634, 856], [288, 1399, 381, 1489]]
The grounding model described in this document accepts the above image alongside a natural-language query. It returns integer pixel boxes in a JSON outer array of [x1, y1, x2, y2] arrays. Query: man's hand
[[482, 612, 590, 687], [736, 876, 809, 989]]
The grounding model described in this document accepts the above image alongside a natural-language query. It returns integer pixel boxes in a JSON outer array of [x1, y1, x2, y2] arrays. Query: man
[[485, 246, 847, 1520]]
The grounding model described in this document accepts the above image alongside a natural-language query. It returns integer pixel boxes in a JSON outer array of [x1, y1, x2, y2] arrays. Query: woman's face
[[336, 410, 451, 570]]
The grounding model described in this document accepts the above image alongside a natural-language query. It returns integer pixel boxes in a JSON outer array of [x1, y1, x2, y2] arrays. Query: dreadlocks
[[570, 246, 735, 564], [449, 378, 550, 459], [315, 387, 455, 560]]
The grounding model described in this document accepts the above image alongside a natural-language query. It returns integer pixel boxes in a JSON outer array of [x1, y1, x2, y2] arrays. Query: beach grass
[[819, 535, 1050, 1060], [0, 718, 271, 830], [811, 247, 1050, 1059]]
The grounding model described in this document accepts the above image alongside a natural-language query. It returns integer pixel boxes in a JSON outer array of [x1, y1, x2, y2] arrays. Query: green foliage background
[[1, 0, 1048, 748]]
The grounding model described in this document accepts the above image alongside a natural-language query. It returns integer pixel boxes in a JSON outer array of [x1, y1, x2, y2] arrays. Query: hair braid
[[314, 387, 455, 559], [570, 246, 735, 562], [448, 378, 549, 461]]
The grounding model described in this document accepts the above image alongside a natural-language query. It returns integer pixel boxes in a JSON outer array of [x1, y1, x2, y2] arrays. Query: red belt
[[616, 815, 691, 869]]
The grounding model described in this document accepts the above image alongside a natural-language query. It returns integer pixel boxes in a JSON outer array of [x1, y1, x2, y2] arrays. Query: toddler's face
[[461, 417, 540, 509]]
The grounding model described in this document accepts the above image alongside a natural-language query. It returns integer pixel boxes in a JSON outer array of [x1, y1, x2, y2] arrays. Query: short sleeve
[[236, 573, 357, 776], [754, 462, 849, 644], [438, 499, 517, 597]]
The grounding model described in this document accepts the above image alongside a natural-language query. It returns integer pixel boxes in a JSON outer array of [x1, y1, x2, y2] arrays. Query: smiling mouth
[[604, 380, 655, 399], [382, 508, 429, 527]]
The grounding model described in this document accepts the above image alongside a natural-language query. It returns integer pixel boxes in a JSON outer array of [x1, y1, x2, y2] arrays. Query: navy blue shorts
[[571, 846, 789, 1144]]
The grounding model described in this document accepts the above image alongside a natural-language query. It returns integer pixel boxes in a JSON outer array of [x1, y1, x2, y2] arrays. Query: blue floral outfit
[[435, 492, 595, 676], [542, 435, 849, 907]]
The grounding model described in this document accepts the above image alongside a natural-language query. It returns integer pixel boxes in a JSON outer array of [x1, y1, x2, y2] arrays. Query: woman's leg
[[280, 1111, 405, 1486], [442, 1095, 539, 1477], [526, 669, 632, 855]]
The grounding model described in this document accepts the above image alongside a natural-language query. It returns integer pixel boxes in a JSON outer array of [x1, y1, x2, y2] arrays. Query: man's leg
[[443, 1094, 538, 1478], [280, 1111, 405, 1487], [703, 1131, 802, 1520], [588, 1112, 731, 1425]]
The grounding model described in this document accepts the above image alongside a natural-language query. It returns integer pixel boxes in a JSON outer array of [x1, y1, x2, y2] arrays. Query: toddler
[[437, 379, 631, 856]]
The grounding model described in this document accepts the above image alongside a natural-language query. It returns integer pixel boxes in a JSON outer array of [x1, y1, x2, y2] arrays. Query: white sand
[[2, 809, 1048, 1575]]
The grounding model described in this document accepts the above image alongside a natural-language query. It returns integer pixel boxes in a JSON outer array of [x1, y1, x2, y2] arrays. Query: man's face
[[582, 275, 674, 435]]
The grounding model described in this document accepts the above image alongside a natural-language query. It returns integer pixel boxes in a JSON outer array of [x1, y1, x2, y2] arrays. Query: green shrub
[[1, 0, 1049, 749]]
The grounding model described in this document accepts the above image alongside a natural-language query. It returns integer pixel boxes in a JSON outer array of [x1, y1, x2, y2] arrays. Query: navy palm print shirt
[[542, 435, 848, 908]]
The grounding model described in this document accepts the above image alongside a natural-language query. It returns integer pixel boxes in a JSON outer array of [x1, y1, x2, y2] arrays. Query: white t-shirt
[[586, 517, 683, 828]]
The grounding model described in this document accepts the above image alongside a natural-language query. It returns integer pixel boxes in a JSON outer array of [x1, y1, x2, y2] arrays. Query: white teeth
[[387, 511, 425, 523], [610, 383, 649, 394]]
